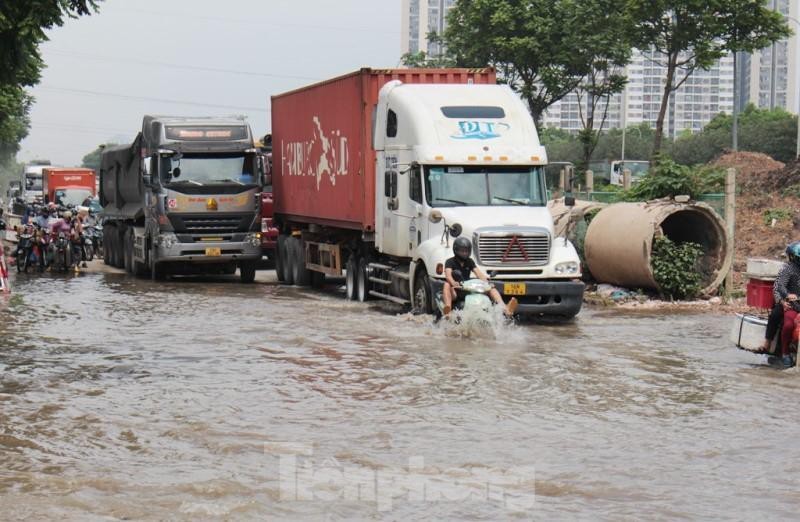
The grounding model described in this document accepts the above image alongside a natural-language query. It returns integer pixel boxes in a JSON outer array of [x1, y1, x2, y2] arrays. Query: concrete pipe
[[548, 198, 607, 238], [584, 200, 732, 296]]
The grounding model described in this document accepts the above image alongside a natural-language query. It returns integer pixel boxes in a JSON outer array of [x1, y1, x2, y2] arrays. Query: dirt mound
[[706, 151, 798, 291], [711, 150, 785, 181], [748, 158, 800, 193]]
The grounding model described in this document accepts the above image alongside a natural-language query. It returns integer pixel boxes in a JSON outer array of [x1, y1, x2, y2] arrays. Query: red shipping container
[[746, 278, 775, 309], [271, 68, 496, 232]]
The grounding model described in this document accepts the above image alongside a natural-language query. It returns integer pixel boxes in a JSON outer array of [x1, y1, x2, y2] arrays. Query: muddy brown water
[[0, 267, 796, 520]]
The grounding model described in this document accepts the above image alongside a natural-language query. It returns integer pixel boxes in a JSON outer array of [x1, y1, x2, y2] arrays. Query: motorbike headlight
[[555, 261, 579, 275]]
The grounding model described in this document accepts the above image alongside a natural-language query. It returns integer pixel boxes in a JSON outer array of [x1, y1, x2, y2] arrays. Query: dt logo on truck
[[206, 198, 218, 211], [452, 121, 510, 140]]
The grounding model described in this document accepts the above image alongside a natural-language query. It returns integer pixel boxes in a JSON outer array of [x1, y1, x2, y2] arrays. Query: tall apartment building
[[745, 0, 800, 113], [401, 0, 456, 56], [543, 50, 736, 138]]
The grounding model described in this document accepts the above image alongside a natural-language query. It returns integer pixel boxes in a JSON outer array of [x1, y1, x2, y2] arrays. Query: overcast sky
[[19, 0, 402, 166]]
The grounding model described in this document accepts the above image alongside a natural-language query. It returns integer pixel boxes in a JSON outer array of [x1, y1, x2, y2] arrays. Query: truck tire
[[356, 257, 370, 302], [123, 228, 133, 274], [240, 260, 257, 283], [275, 235, 287, 283], [103, 225, 111, 265], [413, 267, 433, 314], [113, 228, 125, 269], [280, 236, 294, 285], [133, 237, 148, 277], [345, 255, 358, 300], [290, 237, 311, 286], [150, 244, 165, 281]]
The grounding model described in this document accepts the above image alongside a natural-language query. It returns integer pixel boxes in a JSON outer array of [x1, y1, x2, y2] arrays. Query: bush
[[622, 158, 724, 201], [651, 236, 704, 300]]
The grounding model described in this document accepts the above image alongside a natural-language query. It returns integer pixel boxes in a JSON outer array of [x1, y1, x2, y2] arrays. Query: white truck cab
[[373, 80, 584, 317]]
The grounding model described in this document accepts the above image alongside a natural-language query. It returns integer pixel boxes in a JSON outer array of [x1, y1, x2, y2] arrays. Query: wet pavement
[[0, 265, 797, 520]]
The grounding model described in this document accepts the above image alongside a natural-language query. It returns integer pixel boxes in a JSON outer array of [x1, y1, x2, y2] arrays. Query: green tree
[[81, 142, 118, 171], [671, 105, 797, 165], [443, 0, 633, 126], [0, 1, 100, 159], [628, 0, 791, 156]]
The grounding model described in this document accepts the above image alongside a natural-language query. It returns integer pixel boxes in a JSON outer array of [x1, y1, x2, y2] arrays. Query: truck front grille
[[169, 213, 254, 235], [477, 234, 550, 266]]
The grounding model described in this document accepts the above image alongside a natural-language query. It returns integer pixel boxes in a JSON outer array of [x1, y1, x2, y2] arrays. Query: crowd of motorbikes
[[4, 203, 103, 276]]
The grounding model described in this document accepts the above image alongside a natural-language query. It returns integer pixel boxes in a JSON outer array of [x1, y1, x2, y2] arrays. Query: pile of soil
[[711, 150, 785, 182], [711, 151, 800, 288]]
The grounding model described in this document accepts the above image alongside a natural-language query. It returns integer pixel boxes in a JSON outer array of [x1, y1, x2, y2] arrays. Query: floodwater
[[0, 267, 797, 520]]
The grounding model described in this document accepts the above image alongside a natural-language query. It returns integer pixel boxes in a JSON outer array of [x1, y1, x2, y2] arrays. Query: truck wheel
[[290, 237, 311, 286], [103, 226, 111, 265], [150, 245, 165, 281], [357, 257, 370, 302], [240, 260, 257, 283], [113, 228, 124, 269], [345, 255, 358, 300], [123, 229, 133, 274], [413, 267, 433, 314], [281, 236, 295, 285], [275, 235, 286, 283]]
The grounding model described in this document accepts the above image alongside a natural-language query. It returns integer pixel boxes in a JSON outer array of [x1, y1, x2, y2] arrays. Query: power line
[[111, 6, 401, 35], [47, 50, 322, 81], [36, 85, 270, 113]]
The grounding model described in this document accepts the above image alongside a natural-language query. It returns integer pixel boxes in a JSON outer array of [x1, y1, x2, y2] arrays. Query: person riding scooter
[[442, 237, 518, 318], [760, 241, 800, 365]]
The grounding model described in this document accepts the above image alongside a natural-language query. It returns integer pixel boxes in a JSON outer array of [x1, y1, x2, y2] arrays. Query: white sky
[[19, 0, 402, 166]]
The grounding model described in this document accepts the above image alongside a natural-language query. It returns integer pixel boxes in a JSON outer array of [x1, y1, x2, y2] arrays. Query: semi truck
[[271, 68, 584, 318], [21, 160, 52, 204], [42, 167, 96, 206], [99, 115, 264, 282]]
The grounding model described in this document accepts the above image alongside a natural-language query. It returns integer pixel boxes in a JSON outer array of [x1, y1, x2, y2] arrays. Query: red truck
[[271, 68, 585, 318], [42, 167, 96, 207]]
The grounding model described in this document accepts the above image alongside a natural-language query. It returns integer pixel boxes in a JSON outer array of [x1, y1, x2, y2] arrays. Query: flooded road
[[0, 268, 797, 520]]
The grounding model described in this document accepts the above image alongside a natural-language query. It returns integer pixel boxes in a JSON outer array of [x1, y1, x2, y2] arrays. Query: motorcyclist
[[442, 237, 518, 318], [761, 241, 800, 365]]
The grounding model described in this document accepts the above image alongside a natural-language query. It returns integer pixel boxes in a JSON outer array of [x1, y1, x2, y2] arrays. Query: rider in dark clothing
[[762, 241, 800, 364]]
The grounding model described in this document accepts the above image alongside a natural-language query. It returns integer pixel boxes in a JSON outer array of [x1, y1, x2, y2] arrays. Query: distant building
[[401, 0, 456, 57], [544, 50, 735, 139], [744, 0, 800, 113]]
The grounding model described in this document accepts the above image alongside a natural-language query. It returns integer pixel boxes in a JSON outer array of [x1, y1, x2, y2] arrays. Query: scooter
[[435, 278, 498, 330], [733, 300, 800, 368], [49, 231, 73, 273], [15, 227, 34, 273]]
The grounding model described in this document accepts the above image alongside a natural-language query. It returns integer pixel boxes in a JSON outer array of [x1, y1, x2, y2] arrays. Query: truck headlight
[[245, 232, 262, 247], [160, 232, 178, 249], [555, 261, 579, 274]]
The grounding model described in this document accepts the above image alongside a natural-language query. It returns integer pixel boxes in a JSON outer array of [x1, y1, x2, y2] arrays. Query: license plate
[[504, 283, 526, 296], [205, 247, 221, 257]]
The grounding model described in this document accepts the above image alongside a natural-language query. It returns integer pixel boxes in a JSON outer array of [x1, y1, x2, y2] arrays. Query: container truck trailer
[[42, 167, 96, 207], [99, 115, 264, 282], [272, 68, 584, 318]]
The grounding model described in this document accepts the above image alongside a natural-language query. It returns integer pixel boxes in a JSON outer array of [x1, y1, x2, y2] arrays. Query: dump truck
[[271, 68, 584, 318], [99, 115, 264, 282]]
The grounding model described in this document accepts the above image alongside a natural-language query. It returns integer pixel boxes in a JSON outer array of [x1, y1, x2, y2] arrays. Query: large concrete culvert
[[583, 200, 732, 296]]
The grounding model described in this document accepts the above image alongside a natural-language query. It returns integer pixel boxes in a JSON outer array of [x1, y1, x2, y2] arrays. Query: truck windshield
[[162, 153, 257, 185], [25, 175, 43, 191], [425, 166, 546, 207], [55, 188, 93, 207]]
